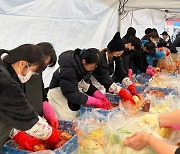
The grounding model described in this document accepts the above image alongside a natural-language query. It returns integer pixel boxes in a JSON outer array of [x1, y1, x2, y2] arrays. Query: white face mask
[[18, 70, 35, 83]]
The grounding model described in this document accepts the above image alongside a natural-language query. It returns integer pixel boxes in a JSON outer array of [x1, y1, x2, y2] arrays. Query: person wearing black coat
[[0, 44, 61, 151], [171, 32, 180, 53], [160, 31, 172, 49], [48, 48, 112, 121], [23, 42, 59, 129], [127, 37, 157, 76], [128, 37, 149, 74], [92, 32, 140, 104], [122, 27, 136, 73]]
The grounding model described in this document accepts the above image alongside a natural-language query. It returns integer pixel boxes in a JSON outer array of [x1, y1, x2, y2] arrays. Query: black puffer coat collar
[[58, 50, 92, 83]]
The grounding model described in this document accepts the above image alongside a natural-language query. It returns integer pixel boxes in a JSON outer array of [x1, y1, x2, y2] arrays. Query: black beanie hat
[[107, 32, 125, 51]]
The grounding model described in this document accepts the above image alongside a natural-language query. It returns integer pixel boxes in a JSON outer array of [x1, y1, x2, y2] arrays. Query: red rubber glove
[[118, 88, 135, 104], [127, 84, 139, 97], [45, 127, 60, 146], [86, 96, 112, 110], [13, 131, 43, 151], [166, 50, 171, 56], [43, 101, 59, 129]]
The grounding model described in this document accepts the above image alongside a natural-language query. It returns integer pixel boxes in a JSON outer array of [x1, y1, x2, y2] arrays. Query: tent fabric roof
[[124, 0, 180, 12]]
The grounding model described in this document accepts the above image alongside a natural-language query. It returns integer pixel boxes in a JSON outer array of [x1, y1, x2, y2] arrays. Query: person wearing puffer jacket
[[0, 45, 61, 151], [125, 36, 156, 76], [91, 32, 139, 103], [47, 48, 112, 121], [9, 42, 60, 151]]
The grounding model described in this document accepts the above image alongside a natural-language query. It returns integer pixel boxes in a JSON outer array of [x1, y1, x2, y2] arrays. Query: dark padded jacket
[[49, 50, 97, 111], [130, 49, 149, 74], [0, 61, 38, 148], [93, 50, 127, 90]]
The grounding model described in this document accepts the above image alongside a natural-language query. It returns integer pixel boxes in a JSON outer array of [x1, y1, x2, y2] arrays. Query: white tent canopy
[[124, 0, 180, 12], [0, 0, 179, 87]]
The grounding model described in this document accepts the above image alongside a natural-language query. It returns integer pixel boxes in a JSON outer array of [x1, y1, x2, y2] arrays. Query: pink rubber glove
[[86, 96, 112, 110], [93, 90, 112, 109], [170, 126, 180, 130], [146, 68, 156, 76], [93, 90, 110, 102], [147, 65, 156, 71], [43, 101, 59, 129], [128, 69, 133, 81]]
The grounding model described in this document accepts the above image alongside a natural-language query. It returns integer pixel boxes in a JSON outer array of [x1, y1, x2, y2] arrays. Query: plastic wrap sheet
[[74, 110, 107, 154], [176, 54, 180, 74], [104, 108, 160, 154], [157, 56, 177, 73], [148, 72, 180, 88], [147, 95, 177, 114]]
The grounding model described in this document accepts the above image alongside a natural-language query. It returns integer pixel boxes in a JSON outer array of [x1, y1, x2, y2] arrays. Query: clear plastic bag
[[74, 110, 107, 154], [104, 108, 160, 154], [30, 150, 55, 154], [157, 56, 177, 73], [176, 52, 180, 74], [148, 72, 180, 88]]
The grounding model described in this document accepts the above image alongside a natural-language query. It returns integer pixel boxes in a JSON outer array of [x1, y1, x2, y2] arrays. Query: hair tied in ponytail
[[0, 49, 9, 60], [80, 48, 86, 55]]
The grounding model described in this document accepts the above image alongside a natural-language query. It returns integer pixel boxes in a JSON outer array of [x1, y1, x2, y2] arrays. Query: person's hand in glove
[[44, 127, 61, 147], [128, 69, 133, 80], [13, 131, 44, 151], [93, 90, 112, 108], [146, 65, 156, 76], [147, 65, 156, 71], [146, 68, 156, 76], [109, 83, 135, 104], [121, 77, 140, 99], [165, 50, 171, 56], [24, 116, 61, 149], [139, 114, 159, 128], [43, 101, 59, 129], [118, 88, 136, 104], [86, 96, 112, 110], [127, 84, 140, 99]]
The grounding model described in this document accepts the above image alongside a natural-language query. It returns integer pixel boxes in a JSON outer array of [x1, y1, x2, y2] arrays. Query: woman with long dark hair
[[0, 44, 61, 151]]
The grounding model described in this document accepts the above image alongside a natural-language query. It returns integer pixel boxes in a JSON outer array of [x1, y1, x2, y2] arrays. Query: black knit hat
[[107, 32, 125, 51]]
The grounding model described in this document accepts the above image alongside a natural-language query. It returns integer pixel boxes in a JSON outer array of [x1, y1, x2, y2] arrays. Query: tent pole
[[118, 13, 121, 32]]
